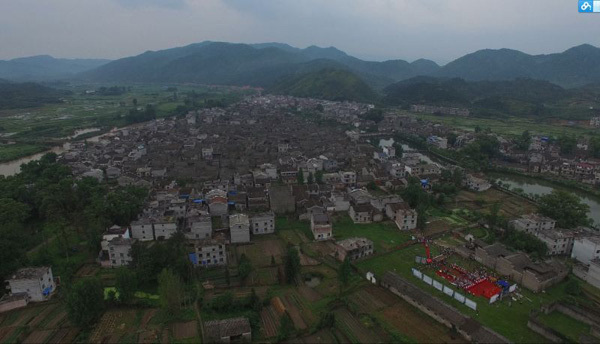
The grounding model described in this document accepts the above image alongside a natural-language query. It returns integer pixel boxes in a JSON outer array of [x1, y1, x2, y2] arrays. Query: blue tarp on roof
[[228, 191, 237, 195], [193, 199, 204, 203], [228, 201, 236, 205]]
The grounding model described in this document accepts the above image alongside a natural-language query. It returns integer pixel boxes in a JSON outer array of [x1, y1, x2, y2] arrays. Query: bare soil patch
[[297, 285, 322, 303], [138, 330, 159, 343], [23, 329, 54, 344], [0, 327, 17, 342], [28, 304, 58, 327], [139, 309, 157, 329], [260, 306, 280, 338], [281, 295, 307, 330], [172, 321, 198, 340], [381, 300, 465, 343]]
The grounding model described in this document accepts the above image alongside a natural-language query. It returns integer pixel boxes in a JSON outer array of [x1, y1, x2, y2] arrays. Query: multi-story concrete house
[[385, 202, 417, 230], [465, 174, 491, 192], [334, 237, 374, 261], [311, 213, 333, 241], [329, 191, 350, 212], [509, 214, 556, 235], [130, 218, 155, 241], [154, 217, 177, 240], [229, 214, 250, 243], [108, 237, 136, 267], [571, 236, 600, 265], [536, 230, 575, 256], [339, 171, 357, 186], [348, 203, 374, 223], [185, 215, 212, 240], [250, 211, 275, 235], [6, 267, 55, 302], [188, 238, 227, 267], [202, 147, 214, 160]]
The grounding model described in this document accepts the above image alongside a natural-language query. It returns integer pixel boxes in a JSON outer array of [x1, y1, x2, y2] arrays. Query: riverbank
[[489, 166, 600, 199]]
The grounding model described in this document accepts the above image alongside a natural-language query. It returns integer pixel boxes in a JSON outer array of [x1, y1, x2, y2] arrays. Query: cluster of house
[[99, 184, 279, 268], [410, 104, 470, 117], [456, 239, 568, 293], [494, 135, 600, 185], [452, 213, 600, 292]]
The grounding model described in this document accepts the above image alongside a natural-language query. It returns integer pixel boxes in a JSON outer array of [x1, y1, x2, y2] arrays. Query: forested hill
[[79, 41, 600, 89], [0, 81, 70, 109], [383, 77, 571, 117], [0, 55, 109, 81], [434, 44, 600, 88], [269, 68, 378, 103], [79, 41, 439, 89]]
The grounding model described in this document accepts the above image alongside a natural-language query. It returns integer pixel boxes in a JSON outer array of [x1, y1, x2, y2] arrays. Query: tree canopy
[[538, 190, 591, 228]]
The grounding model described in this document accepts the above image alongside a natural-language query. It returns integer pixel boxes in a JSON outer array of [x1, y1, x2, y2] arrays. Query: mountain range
[[0, 55, 109, 81], [3, 42, 600, 89]]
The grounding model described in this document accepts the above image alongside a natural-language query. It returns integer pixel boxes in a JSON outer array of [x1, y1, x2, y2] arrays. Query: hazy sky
[[1, 0, 599, 64]]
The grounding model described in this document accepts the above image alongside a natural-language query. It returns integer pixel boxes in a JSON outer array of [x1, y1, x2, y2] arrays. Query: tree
[[132, 98, 138, 107], [486, 202, 502, 229], [516, 130, 531, 151], [66, 278, 105, 329], [238, 254, 253, 283], [338, 257, 352, 287], [564, 279, 582, 296], [307, 172, 314, 184], [277, 313, 295, 341], [538, 190, 591, 228], [284, 247, 300, 284], [297, 169, 305, 184], [115, 268, 137, 304], [416, 205, 428, 231], [158, 269, 184, 316], [315, 170, 324, 184], [559, 134, 577, 155]]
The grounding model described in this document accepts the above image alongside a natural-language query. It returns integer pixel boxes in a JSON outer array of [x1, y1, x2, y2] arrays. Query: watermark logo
[[579, 1, 600, 12]]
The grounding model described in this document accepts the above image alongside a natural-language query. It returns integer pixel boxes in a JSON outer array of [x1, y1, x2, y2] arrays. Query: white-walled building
[[6, 267, 55, 302], [229, 214, 250, 243], [571, 236, 600, 265], [250, 211, 275, 235]]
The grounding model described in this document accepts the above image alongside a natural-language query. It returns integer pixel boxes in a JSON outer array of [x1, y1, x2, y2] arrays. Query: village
[[1, 94, 600, 343]]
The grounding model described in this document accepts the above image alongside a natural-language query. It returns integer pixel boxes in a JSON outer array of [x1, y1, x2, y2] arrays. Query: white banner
[[509, 284, 517, 293], [422, 275, 433, 285], [412, 268, 422, 279], [454, 292, 466, 303], [433, 280, 443, 291], [489, 294, 499, 304], [465, 298, 477, 310], [443, 286, 454, 297]]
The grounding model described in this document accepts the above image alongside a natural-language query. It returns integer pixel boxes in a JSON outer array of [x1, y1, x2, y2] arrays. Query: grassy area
[[0, 143, 48, 162], [276, 216, 311, 244], [537, 311, 590, 342], [332, 215, 413, 253], [405, 111, 596, 138], [355, 239, 589, 343]]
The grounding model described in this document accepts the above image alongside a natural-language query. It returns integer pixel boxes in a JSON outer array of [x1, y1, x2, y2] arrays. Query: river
[[0, 128, 107, 177], [491, 173, 600, 226]]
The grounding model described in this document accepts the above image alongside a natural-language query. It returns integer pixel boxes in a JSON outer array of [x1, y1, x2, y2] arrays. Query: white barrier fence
[[412, 268, 477, 310]]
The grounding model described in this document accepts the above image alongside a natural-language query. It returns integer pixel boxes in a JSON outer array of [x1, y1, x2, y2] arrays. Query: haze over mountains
[[2, 41, 600, 89], [0, 55, 109, 81]]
